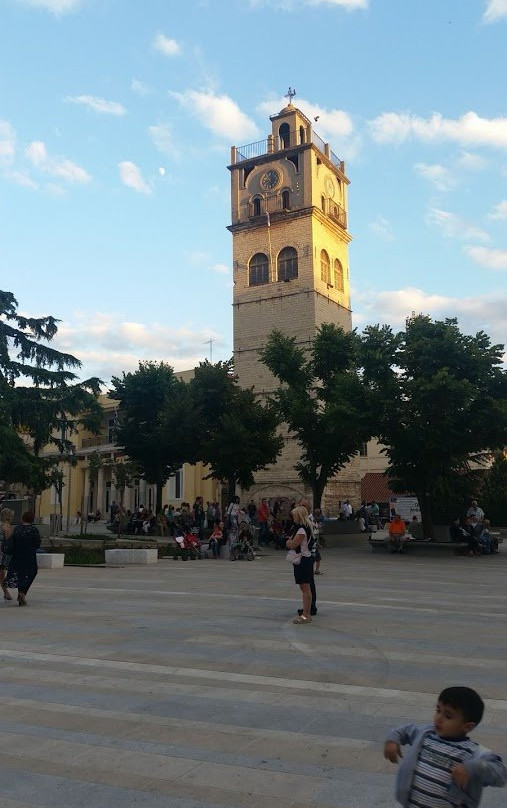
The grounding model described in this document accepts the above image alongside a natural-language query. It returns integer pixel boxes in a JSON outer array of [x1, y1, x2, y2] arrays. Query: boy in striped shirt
[[384, 686, 506, 807]]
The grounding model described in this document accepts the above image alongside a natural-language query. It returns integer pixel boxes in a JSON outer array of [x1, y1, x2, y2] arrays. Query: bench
[[105, 548, 158, 565], [37, 553, 65, 568], [368, 531, 469, 554]]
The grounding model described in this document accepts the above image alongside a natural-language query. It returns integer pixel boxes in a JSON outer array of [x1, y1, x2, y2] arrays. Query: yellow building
[[37, 392, 221, 528], [228, 97, 360, 509]]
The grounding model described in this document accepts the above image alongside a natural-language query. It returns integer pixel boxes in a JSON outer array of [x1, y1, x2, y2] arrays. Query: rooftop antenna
[[285, 87, 296, 105], [204, 338, 214, 362]]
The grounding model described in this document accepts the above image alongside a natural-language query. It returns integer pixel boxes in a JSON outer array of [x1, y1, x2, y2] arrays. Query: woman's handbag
[[286, 549, 302, 565]]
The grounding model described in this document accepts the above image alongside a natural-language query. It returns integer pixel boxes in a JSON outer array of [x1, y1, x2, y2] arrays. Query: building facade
[[228, 99, 361, 510], [37, 393, 221, 529]]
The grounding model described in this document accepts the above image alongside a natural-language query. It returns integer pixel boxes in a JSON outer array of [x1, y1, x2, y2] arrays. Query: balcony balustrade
[[234, 128, 345, 173]]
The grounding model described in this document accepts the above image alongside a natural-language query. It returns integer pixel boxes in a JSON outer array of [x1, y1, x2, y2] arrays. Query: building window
[[108, 417, 116, 444], [279, 123, 290, 149], [321, 195, 326, 212], [277, 247, 298, 282], [282, 189, 290, 210], [249, 253, 269, 286], [359, 442, 368, 457], [320, 249, 331, 284], [299, 125, 305, 144], [253, 196, 261, 217], [334, 259, 344, 293]]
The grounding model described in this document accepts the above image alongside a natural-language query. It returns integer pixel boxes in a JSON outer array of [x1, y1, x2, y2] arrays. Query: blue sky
[[1, 0, 506, 384]]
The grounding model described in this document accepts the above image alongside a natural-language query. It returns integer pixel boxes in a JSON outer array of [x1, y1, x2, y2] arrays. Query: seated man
[[388, 514, 407, 553], [450, 518, 480, 555]]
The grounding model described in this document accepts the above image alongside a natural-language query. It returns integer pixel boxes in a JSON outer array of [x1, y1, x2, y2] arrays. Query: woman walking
[[4, 511, 41, 606], [1, 507, 14, 601], [286, 505, 315, 624]]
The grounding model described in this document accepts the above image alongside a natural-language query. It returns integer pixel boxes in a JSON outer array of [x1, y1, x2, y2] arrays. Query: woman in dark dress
[[4, 511, 41, 606]]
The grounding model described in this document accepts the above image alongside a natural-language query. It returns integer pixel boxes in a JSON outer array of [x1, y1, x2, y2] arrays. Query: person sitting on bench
[[388, 514, 407, 553]]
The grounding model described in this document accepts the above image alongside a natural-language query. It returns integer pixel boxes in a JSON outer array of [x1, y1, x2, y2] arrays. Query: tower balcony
[[321, 198, 347, 229], [232, 129, 345, 174]]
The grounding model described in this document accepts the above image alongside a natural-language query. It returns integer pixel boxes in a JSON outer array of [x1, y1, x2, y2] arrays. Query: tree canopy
[[361, 315, 507, 536], [109, 361, 190, 513], [0, 290, 102, 492], [260, 324, 374, 508], [187, 360, 283, 500]]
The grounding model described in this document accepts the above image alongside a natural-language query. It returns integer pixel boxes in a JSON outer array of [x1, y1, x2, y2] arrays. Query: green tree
[[362, 315, 507, 538], [481, 453, 507, 526], [109, 362, 189, 514], [260, 325, 374, 509], [187, 360, 283, 501], [0, 290, 102, 492]]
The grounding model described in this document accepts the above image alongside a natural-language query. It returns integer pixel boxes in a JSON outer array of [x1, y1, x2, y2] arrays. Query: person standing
[[286, 506, 315, 624], [0, 507, 14, 601], [4, 511, 41, 606], [257, 498, 270, 546]]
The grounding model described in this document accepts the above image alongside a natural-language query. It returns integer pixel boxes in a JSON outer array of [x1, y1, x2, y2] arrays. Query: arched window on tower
[[249, 253, 269, 286], [252, 196, 262, 217], [334, 259, 344, 292], [299, 125, 305, 144], [320, 250, 331, 285], [279, 123, 290, 149], [282, 189, 290, 210], [321, 195, 326, 212], [277, 247, 298, 282]]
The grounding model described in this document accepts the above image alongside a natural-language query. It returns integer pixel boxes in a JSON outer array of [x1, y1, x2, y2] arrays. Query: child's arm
[[460, 750, 507, 788], [384, 723, 421, 763]]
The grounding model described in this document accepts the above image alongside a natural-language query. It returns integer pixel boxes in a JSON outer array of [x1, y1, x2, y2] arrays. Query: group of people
[[1, 508, 41, 606], [450, 501, 498, 556]]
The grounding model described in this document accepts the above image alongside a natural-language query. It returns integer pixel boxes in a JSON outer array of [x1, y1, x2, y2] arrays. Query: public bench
[[105, 548, 158, 565], [37, 553, 65, 568], [368, 530, 469, 554]]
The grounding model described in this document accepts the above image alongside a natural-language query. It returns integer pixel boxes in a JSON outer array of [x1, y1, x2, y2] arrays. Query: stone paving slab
[[1, 544, 507, 807]]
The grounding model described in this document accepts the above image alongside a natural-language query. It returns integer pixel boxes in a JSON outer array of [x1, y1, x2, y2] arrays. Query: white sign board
[[389, 496, 421, 522]]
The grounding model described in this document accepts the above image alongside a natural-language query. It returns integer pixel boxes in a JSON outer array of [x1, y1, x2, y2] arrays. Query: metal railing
[[236, 138, 269, 162], [322, 198, 347, 229], [235, 128, 344, 172], [81, 434, 110, 449], [248, 194, 287, 218]]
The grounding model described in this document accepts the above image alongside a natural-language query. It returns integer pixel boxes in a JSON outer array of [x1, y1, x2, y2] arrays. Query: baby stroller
[[230, 525, 255, 561], [175, 527, 208, 559]]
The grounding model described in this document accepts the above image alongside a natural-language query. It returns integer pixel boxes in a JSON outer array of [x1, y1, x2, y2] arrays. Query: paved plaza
[[1, 541, 507, 808]]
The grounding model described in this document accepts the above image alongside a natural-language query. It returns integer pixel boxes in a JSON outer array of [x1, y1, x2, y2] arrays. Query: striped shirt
[[407, 731, 478, 808]]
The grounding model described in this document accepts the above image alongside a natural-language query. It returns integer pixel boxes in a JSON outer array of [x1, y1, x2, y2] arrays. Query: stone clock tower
[[227, 96, 360, 508]]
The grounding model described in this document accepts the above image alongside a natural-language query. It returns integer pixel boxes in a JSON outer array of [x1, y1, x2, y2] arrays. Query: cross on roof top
[[285, 87, 296, 104]]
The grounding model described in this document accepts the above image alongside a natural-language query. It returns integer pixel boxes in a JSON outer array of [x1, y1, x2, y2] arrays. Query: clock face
[[260, 169, 280, 190], [324, 176, 335, 198]]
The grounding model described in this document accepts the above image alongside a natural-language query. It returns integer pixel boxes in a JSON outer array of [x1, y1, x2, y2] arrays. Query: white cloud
[[489, 200, 507, 220], [369, 216, 395, 242], [53, 312, 225, 384], [0, 120, 16, 165], [257, 96, 353, 139], [465, 246, 507, 271], [131, 79, 153, 96], [483, 0, 507, 22], [171, 90, 259, 142], [149, 123, 179, 159], [7, 170, 38, 189], [250, 0, 367, 9], [11, 0, 81, 12], [153, 33, 182, 57], [426, 208, 490, 243], [118, 161, 151, 194], [414, 162, 455, 191], [457, 151, 487, 171], [353, 286, 507, 355], [211, 263, 229, 274], [66, 95, 126, 115], [370, 111, 507, 149], [25, 140, 90, 183]]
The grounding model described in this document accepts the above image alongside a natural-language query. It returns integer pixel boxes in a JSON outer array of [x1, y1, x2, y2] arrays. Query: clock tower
[[228, 98, 360, 508]]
